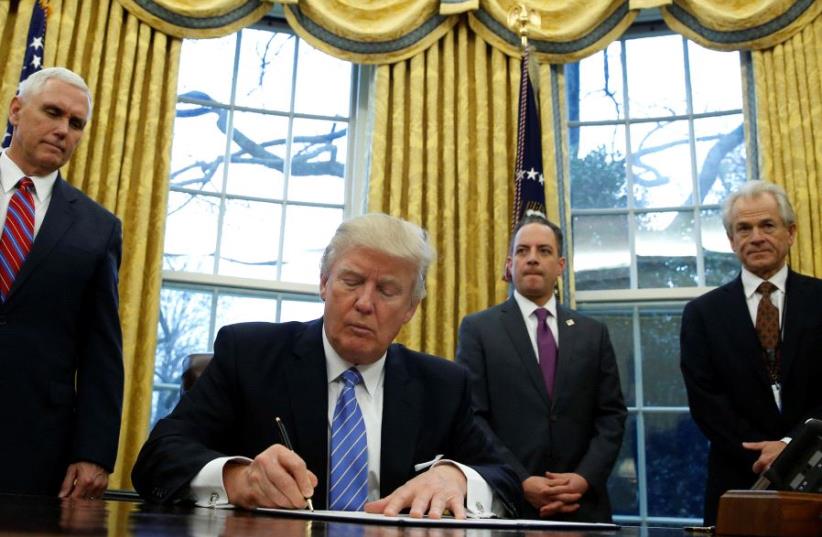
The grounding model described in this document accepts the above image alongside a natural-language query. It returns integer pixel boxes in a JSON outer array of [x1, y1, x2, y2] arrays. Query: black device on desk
[[752, 418, 822, 492]]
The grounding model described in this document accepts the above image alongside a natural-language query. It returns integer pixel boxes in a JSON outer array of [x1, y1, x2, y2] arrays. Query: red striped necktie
[[0, 177, 36, 302]]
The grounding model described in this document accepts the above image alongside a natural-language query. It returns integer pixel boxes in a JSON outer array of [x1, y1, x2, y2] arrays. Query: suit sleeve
[[680, 300, 759, 465], [132, 325, 243, 504], [446, 357, 522, 517], [456, 316, 531, 481], [572, 323, 627, 492], [72, 216, 124, 472]]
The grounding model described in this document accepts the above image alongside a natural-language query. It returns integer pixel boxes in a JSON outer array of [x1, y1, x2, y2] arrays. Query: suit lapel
[[500, 297, 551, 408], [380, 345, 421, 497], [779, 270, 802, 383], [286, 319, 330, 507], [554, 305, 576, 405], [7, 176, 75, 300]]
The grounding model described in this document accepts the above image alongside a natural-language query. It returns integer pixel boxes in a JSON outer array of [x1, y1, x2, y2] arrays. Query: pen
[[275, 417, 315, 512]]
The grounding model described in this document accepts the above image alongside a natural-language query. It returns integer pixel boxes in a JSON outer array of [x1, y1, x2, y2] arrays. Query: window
[[151, 20, 369, 426], [564, 24, 753, 524]]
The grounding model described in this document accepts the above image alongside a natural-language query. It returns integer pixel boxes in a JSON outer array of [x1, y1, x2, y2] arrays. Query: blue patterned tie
[[329, 367, 368, 511]]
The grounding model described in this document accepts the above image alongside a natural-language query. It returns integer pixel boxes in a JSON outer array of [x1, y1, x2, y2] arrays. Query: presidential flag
[[512, 47, 546, 228], [3, 0, 49, 148]]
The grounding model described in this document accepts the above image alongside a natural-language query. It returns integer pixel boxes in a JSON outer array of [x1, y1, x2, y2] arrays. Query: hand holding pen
[[276, 417, 315, 511], [222, 424, 318, 511]]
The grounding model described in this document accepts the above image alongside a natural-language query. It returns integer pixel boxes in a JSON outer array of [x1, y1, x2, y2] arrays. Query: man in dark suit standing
[[0, 67, 123, 499], [456, 213, 626, 522], [132, 213, 520, 518], [681, 180, 822, 524]]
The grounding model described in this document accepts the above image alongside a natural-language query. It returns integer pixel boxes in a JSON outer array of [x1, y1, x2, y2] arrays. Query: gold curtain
[[661, 0, 822, 50], [368, 21, 560, 357], [114, 0, 269, 38], [0, 0, 180, 489], [753, 11, 822, 278]]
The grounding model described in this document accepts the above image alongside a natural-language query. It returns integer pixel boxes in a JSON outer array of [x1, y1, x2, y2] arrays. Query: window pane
[[573, 214, 630, 291], [630, 120, 694, 209], [688, 43, 742, 113], [636, 211, 697, 288], [570, 127, 627, 210], [626, 35, 686, 118], [280, 205, 343, 284], [608, 414, 639, 516], [694, 116, 746, 205], [225, 111, 289, 199], [574, 41, 624, 123], [289, 118, 348, 204], [153, 286, 213, 425], [640, 306, 687, 406], [645, 413, 708, 518], [235, 29, 295, 112], [702, 209, 738, 286], [170, 105, 228, 194], [177, 36, 236, 105], [294, 41, 352, 117], [215, 292, 278, 328], [591, 308, 636, 407], [281, 297, 324, 322], [219, 199, 283, 279], [164, 192, 220, 273]]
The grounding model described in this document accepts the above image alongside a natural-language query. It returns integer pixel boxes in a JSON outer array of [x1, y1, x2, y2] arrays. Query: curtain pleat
[[1, 0, 180, 490], [368, 21, 559, 358], [753, 12, 822, 278]]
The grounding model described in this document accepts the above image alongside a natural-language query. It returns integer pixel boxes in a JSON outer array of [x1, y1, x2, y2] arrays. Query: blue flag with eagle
[[512, 47, 546, 227], [3, 0, 49, 148]]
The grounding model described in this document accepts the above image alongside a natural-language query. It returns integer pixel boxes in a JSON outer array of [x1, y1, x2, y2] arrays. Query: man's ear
[[8, 97, 22, 126], [319, 275, 328, 301], [503, 257, 512, 282]]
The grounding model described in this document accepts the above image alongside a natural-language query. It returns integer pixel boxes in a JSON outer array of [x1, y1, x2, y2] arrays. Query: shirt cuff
[[432, 460, 501, 518], [189, 456, 252, 507]]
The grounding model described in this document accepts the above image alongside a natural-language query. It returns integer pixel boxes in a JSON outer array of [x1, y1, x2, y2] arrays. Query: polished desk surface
[[0, 494, 692, 537]]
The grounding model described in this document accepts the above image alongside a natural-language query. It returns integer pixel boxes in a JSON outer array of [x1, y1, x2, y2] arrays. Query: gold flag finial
[[507, 4, 540, 51]]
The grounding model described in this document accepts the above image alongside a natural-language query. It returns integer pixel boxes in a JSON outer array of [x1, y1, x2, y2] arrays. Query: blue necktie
[[329, 367, 368, 511]]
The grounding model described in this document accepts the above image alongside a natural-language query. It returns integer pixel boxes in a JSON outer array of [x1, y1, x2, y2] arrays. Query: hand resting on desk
[[365, 464, 468, 519], [223, 444, 317, 510]]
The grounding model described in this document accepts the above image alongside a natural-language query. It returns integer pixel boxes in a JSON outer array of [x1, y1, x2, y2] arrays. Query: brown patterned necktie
[[755, 281, 780, 382]]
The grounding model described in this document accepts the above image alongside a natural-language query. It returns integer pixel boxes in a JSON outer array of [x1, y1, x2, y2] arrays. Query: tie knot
[[340, 367, 363, 387], [757, 281, 777, 298], [17, 177, 34, 193], [535, 308, 550, 323]]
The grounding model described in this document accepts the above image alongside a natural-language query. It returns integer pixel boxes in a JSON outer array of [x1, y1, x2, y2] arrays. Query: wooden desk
[[0, 494, 689, 536]]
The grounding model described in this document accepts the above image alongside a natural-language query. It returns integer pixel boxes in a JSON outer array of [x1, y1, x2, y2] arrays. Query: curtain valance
[[659, 0, 822, 50], [114, 0, 270, 38]]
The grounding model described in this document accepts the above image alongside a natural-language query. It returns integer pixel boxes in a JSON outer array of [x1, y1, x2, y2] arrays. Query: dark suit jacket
[[680, 270, 822, 524], [0, 176, 123, 495], [131, 319, 521, 514], [456, 297, 627, 522]]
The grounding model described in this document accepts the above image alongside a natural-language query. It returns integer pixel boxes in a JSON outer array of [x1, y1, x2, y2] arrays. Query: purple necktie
[[535, 308, 558, 397]]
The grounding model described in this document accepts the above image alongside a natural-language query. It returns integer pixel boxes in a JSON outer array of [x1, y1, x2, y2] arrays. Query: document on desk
[[257, 508, 620, 530]]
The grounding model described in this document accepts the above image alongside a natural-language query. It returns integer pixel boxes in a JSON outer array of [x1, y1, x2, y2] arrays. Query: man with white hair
[[681, 180, 822, 524], [0, 67, 123, 499], [133, 213, 520, 518]]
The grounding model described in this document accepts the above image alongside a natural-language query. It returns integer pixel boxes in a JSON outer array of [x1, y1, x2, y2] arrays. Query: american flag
[[3, 0, 49, 148], [512, 47, 546, 227]]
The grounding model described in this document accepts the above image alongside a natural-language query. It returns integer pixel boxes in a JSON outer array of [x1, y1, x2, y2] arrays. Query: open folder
[[256, 508, 620, 530]]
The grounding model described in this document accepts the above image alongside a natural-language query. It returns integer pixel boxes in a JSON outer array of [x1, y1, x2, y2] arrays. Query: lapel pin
[[566, 319, 575, 326]]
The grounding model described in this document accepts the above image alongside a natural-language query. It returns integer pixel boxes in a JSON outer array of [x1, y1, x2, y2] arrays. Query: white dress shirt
[[513, 289, 560, 361], [189, 323, 500, 516], [0, 150, 57, 237]]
